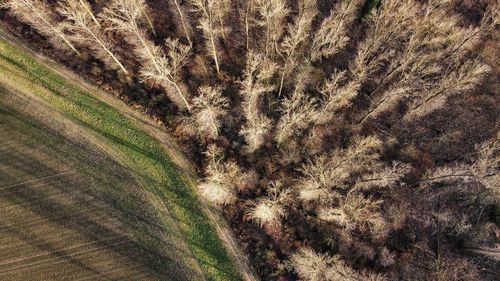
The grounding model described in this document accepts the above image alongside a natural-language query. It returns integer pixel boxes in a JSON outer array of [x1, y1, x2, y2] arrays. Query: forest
[[1, 0, 499, 280]]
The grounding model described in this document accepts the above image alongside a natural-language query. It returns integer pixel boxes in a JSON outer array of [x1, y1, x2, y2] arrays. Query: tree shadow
[[392, 90, 498, 165]]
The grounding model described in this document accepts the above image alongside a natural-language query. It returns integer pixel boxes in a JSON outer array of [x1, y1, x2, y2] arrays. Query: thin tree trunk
[[132, 26, 161, 71], [169, 80, 192, 112], [210, 31, 220, 73], [245, 1, 251, 50], [57, 33, 81, 55], [278, 56, 290, 97], [88, 29, 129, 74], [143, 11, 157, 36], [79, 0, 100, 27], [130, 25, 191, 111], [173, 0, 192, 45], [34, 11, 80, 55], [264, 18, 271, 57], [218, 16, 227, 41]]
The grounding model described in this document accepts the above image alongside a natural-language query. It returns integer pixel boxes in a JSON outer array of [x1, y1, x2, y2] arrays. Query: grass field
[[0, 38, 241, 281]]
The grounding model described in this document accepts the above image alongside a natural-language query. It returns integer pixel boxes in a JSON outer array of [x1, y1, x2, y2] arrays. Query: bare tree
[[100, 0, 145, 44], [314, 70, 360, 126], [297, 136, 383, 201], [310, 0, 364, 62], [239, 51, 277, 152], [295, 136, 402, 242], [170, 0, 193, 45], [254, 0, 289, 57], [317, 193, 386, 236], [101, 0, 192, 110], [241, 0, 256, 50], [5, 0, 80, 55], [472, 138, 500, 196], [199, 145, 243, 205], [192, 86, 229, 139], [296, 156, 335, 202], [276, 0, 317, 96], [140, 38, 192, 110], [402, 60, 490, 120], [248, 181, 292, 227], [421, 138, 499, 193], [215, 0, 232, 39], [353, 0, 495, 125], [240, 115, 272, 153], [291, 248, 386, 281], [142, 5, 156, 35], [78, 0, 100, 26], [191, 0, 230, 73], [275, 89, 318, 146], [353, 162, 410, 192], [274, 66, 319, 146], [57, 0, 128, 74]]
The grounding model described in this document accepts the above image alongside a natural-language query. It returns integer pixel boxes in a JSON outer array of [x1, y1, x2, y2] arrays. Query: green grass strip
[[0, 39, 241, 281]]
